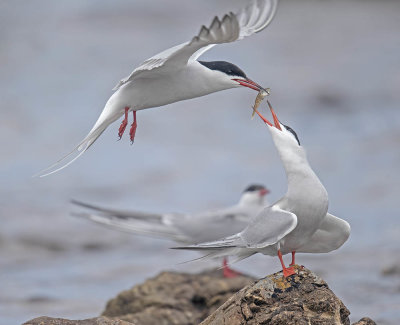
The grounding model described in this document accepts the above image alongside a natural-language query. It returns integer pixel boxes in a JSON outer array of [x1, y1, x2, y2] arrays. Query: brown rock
[[351, 317, 377, 325], [200, 266, 351, 325], [102, 269, 254, 325], [22, 268, 378, 325], [23, 316, 135, 325]]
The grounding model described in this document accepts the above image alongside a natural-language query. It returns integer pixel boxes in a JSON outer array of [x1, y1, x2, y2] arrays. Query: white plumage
[[175, 103, 351, 277], [71, 185, 270, 244], [37, 0, 279, 177]]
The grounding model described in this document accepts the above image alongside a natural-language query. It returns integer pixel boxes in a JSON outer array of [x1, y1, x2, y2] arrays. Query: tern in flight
[[38, 0, 278, 177], [175, 102, 351, 277], [72, 184, 270, 278]]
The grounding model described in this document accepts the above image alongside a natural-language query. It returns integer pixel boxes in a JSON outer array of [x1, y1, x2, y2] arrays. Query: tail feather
[[173, 240, 255, 266], [173, 234, 242, 250], [35, 91, 125, 178], [34, 121, 108, 178]]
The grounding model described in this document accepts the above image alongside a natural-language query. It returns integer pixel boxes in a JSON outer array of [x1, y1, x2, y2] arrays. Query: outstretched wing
[[113, 0, 279, 90]]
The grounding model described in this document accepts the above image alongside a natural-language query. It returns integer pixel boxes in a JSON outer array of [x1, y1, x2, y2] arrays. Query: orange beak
[[254, 100, 282, 130], [232, 78, 264, 91], [259, 188, 270, 196]]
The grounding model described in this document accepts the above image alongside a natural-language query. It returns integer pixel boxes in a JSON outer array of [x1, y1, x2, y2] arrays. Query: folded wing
[[296, 213, 351, 253], [175, 206, 297, 250]]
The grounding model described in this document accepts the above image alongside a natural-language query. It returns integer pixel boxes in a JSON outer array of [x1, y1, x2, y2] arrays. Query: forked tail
[[34, 122, 109, 177], [35, 93, 124, 177]]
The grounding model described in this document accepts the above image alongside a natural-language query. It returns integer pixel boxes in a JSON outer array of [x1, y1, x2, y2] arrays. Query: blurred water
[[0, 0, 399, 324]]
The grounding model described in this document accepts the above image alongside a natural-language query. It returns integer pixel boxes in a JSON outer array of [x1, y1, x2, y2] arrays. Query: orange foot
[[129, 110, 137, 144], [129, 122, 137, 143], [282, 266, 296, 278], [222, 258, 242, 278], [118, 107, 130, 139], [223, 267, 242, 278], [118, 120, 128, 139]]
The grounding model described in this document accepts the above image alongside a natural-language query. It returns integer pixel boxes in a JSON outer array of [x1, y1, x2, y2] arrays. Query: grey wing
[[177, 206, 297, 250], [71, 200, 187, 242], [171, 205, 254, 243], [113, 0, 279, 90], [71, 199, 163, 222], [297, 213, 351, 253], [239, 206, 297, 248]]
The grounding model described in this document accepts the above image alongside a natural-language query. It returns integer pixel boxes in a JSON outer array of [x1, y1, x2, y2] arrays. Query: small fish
[[252, 88, 270, 119]]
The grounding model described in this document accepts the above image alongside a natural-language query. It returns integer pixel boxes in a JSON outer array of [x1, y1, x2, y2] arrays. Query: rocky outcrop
[[352, 317, 377, 325], [22, 268, 377, 325], [102, 269, 254, 325], [200, 266, 372, 325], [23, 316, 135, 325]]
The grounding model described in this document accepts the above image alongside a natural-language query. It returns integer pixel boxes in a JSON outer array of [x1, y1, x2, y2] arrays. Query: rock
[[200, 266, 351, 325], [351, 317, 377, 325], [22, 268, 377, 325], [23, 316, 135, 325], [102, 269, 254, 325]]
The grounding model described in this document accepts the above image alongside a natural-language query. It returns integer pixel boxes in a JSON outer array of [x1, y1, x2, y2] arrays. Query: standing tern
[[175, 102, 351, 277], [37, 0, 279, 177], [72, 184, 270, 277]]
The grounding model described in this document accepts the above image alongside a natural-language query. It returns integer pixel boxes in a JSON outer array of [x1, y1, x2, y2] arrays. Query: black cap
[[243, 184, 266, 193]]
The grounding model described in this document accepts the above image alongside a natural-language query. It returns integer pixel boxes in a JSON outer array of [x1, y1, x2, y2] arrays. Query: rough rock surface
[[22, 268, 377, 325], [23, 316, 135, 325], [102, 269, 254, 325], [351, 317, 377, 325], [200, 265, 353, 325]]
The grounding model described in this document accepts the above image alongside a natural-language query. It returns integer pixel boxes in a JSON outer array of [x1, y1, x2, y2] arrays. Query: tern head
[[198, 60, 265, 92], [239, 184, 270, 206]]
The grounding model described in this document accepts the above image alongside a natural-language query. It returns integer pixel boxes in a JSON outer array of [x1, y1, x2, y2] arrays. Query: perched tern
[[37, 0, 279, 177], [175, 102, 351, 277], [72, 184, 270, 277]]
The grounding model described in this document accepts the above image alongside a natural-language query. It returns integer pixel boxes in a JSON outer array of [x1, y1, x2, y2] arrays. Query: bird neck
[[273, 138, 328, 203], [238, 193, 264, 206]]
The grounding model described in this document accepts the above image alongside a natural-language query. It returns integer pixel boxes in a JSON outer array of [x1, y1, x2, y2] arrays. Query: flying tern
[[72, 184, 270, 277], [175, 102, 351, 277], [37, 0, 279, 177]]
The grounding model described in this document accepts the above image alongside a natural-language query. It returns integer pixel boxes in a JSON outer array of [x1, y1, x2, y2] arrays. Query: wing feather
[[113, 0, 278, 90], [174, 206, 297, 251], [240, 206, 297, 248]]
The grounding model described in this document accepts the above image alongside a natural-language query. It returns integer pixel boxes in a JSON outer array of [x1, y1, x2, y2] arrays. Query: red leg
[[277, 250, 296, 278], [118, 107, 130, 139], [222, 257, 242, 278], [129, 110, 137, 144], [290, 251, 296, 266]]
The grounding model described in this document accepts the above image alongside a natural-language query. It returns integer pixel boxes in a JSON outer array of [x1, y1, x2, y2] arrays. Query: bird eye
[[283, 125, 300, 145]]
